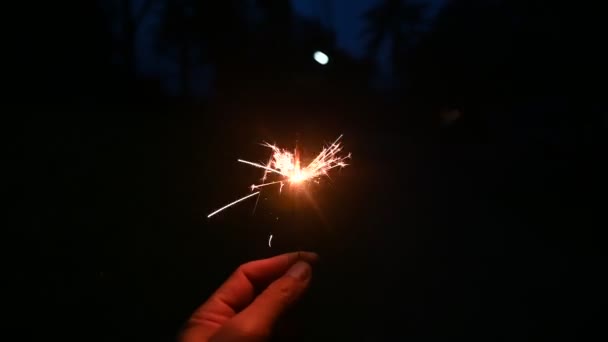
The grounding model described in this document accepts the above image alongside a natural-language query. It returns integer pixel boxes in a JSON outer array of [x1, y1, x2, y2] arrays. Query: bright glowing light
[[290, 173, 306, 184], [313, 51, 329, 65], [207, 135, 350, 218]]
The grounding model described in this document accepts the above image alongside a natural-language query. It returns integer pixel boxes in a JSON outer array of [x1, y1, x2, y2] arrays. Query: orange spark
[[207, 135, 350, 218]]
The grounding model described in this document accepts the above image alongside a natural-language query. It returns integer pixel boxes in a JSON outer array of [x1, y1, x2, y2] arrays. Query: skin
[[179, 252, 318, 342]]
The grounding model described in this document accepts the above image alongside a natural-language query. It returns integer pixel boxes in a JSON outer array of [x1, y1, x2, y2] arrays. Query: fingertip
[[286, 261, 312, 281], [294, 251, 319, 264]]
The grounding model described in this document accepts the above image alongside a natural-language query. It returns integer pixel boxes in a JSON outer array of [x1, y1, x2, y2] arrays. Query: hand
[[179, 252, 318, 342]]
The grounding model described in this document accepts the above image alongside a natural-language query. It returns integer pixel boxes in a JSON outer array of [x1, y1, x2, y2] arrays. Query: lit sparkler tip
[[209, 135, 350, 219]]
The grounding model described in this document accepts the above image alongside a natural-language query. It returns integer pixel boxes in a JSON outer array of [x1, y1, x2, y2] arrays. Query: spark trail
[[207, 191, 260, 218]]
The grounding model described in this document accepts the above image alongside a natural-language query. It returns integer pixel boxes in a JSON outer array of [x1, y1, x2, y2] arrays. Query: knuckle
[[231, 319, 271, 340], [242, 321, 271, 337], [237, 262, 251, 272], [235, 262, 253, 276]]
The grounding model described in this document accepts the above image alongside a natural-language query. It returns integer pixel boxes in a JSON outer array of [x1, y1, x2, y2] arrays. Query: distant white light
[[313, 51, 329, 65]]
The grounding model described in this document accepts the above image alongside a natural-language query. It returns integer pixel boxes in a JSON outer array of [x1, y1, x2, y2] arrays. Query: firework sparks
[[207, 135, 350, 218]]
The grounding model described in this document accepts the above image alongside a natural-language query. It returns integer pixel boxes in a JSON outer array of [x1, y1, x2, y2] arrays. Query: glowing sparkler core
[[207, 135, 350, 218], [250, 134, 350, 188]]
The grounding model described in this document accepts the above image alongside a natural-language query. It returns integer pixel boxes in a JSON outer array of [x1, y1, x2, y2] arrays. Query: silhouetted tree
[[157, 1, 250, 97], [256, 0, 294, 51], [362, 0, 426, 76], [101, 0, 159, 78], [157, 0, 199, 98], [406, 0, 514, 110]]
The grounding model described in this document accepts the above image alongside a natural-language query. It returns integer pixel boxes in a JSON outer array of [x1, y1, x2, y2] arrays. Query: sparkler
[[207, 135, 350, 218]]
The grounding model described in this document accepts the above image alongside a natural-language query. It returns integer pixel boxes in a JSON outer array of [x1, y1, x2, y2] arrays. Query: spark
[[237, 159, 286, 177], [207, 135, 350, 218], [207, 191, 260, 218], [250, 181, 283, 191], [268, 234, 273, 247]]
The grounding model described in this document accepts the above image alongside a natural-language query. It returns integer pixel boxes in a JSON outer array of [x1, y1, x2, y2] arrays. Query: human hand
[[179, 252, 318, 342]]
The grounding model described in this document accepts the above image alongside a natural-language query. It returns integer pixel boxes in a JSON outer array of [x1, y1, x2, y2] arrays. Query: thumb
[[215, 261, 313, 340]]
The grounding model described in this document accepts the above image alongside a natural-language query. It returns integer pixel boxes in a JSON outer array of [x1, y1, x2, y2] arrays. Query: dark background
[[13, 0, 607, 341]]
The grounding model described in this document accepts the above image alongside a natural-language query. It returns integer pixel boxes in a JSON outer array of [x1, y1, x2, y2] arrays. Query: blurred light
[[313, 51, 329, 65]]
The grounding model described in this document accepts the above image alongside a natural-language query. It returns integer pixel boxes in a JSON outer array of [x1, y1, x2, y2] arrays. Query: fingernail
[[287, 261, 311, 281]]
